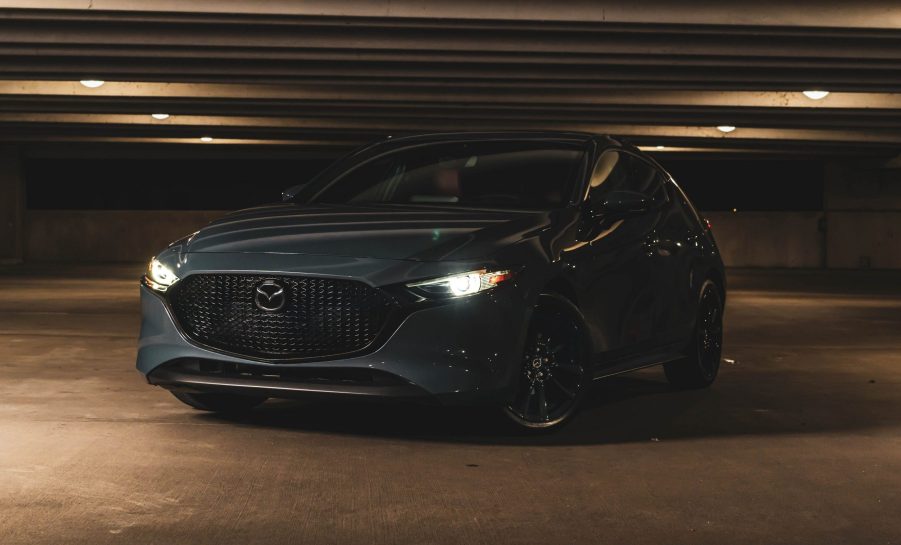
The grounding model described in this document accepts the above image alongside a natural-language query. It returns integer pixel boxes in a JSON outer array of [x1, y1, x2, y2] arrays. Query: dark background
[[24, 157, 824, 212]]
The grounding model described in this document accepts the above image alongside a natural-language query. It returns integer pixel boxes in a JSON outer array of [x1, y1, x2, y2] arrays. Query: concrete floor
[[1, 265, 900, 545]]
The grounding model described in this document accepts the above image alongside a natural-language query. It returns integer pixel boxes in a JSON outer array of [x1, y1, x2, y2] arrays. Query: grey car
[[138, 132, 725, 430]]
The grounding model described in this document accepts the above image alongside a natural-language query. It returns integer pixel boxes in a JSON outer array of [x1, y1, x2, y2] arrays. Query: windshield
[[299, 140, 588, 211]]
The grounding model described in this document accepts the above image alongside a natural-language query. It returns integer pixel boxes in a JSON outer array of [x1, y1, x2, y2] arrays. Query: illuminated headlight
[[407, 269, 514, 299], [144, 258, 179, 292]]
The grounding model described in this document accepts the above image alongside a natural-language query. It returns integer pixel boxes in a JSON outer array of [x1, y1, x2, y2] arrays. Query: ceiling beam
[[0, 4, 900, 156], [2, 1, 901, 29], [2, 81, 901, 109], [2, 112, 901, 148], [2, 7, 901, 91]]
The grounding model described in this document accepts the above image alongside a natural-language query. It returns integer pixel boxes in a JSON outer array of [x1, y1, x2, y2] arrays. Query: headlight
[[407, 269, 514, 299], [143, 258, 179, 292]]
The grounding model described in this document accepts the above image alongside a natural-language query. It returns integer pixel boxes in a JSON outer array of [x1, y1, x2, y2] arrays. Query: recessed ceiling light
[[200, 136, 213, 142], [79, 79, 105, 88], [655, 145, 665, 150], [151, 113, 170, 120], [802, 90, 830, 100], [716, 125, 736, 133]]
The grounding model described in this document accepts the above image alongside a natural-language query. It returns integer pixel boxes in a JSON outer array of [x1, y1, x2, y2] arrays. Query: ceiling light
[[200, 136, 213, 142], [802, 90, 830, 100], [655, 145, 665, 150], [150, 113, 170, 120], [716, 125, 736, 133], [79, 79, 105, 88]]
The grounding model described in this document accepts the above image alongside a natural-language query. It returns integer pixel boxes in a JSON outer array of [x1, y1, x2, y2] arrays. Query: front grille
[[167, 274, 397, 360]]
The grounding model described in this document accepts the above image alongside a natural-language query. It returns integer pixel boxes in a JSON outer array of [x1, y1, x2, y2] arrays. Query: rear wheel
[[664, 280, 724, 389], [502, 293, 590, 431], [171, 391, 267, 413]]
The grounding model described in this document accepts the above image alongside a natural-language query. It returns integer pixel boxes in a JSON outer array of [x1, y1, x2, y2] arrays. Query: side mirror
[[281, 181, 310, 202], [593, 190, 654, 218]]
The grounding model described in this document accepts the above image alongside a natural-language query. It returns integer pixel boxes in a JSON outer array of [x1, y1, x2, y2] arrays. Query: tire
[[171, 391, 267, 413], [664, 279, 724, 389], [502, 293, 591, 431]]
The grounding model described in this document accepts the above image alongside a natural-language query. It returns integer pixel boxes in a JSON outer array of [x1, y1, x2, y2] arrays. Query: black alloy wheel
[[665, 279, 724, 389], [503, 293, 589, 430]]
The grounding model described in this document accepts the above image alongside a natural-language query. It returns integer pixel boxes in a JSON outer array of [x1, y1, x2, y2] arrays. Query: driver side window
[[624, 155, 667, 207], [585, 150, 629, 208], [585, 150, 667, 209]]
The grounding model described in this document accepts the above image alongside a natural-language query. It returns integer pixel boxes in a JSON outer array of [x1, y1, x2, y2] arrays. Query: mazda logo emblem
[[254, 280, 286, 312]]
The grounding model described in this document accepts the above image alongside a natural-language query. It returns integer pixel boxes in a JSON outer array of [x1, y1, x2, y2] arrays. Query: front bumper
[[137, 278, 531, 405], [147, 359, 435, 401]]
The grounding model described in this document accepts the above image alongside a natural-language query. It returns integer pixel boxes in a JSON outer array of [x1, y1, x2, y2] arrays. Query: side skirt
[[591, 342, 686, 381]]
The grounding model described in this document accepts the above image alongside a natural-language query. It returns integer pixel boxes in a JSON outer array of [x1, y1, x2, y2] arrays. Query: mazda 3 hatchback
[[138, 132, 725, 430]]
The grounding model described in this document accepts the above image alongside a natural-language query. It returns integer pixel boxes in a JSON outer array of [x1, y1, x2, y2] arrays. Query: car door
[[652, 175, 707, 345], [565, 149, 669, 368]]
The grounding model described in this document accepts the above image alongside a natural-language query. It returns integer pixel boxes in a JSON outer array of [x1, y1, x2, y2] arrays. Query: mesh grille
[[167, 274, 397, 360]]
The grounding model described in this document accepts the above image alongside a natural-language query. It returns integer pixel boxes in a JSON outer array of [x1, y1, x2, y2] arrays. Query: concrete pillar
[[0, 146, 24, 264]]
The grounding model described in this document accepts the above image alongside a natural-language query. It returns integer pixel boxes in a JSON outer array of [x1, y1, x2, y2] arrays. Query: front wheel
[[171, 391, 267, 414], [502, 293, 590, 431], [664, 279, 724, 389]]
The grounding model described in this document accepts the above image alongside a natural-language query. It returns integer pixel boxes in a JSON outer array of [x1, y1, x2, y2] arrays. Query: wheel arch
[[541, 276, 579, 308]]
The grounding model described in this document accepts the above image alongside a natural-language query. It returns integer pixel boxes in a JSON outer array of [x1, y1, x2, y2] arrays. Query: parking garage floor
[[1, 265, 900, 545]]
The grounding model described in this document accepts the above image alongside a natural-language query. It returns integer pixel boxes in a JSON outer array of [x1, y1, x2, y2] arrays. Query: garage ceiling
[[2, 0, 901, 157]]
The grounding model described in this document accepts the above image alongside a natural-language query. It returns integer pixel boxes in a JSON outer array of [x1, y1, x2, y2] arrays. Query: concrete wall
[[692, 163, 899, 270], [24, 210, 226, 262], [826, 211, 901, 269], [706, 210, 901, 270], [704, 211, 824, 268], [823, 162, 901, 269]]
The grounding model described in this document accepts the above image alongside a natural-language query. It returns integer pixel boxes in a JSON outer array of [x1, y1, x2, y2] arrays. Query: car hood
[[183, 203, 553, 261]]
